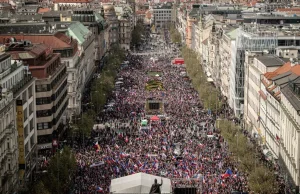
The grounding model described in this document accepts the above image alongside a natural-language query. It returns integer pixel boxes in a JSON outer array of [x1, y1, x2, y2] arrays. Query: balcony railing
[[12, 75, 33, 95], [5, 121, 15, 135], [0, 92, 13, 111]]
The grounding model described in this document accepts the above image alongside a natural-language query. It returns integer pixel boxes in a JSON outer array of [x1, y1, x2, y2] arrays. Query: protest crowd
[[72, 33, 252, 194]]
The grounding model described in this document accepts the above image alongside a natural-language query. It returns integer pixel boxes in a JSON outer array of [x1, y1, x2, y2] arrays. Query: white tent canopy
[[207, 78, 214, 82], [110, 173, 171, 194]]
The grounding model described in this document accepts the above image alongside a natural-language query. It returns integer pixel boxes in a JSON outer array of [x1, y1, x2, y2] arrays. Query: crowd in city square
[[72, 40, 253, 193]]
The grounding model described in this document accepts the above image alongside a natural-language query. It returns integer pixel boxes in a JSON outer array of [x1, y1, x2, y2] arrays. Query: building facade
[[5, 43, 68, 153], [0, 52, 37, 194], [150, 3, 173, 30], [103, 4, 120, 47], [0, 53, 18, 194], [280, 78, 300, 191]]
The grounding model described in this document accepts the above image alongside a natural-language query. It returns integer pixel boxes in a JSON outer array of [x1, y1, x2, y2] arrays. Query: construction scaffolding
[[233, 25, 278, 116]]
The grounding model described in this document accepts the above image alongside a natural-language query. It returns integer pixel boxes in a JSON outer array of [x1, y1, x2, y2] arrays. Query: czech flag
[[137, 160, 142, 167], [96, 187, 103, 192], [221, 169, 233, 179]]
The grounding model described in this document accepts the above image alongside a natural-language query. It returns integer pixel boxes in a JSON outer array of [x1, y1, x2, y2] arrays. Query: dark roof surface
[[256, 55, 287, 67], [281, 81, 300, 111]]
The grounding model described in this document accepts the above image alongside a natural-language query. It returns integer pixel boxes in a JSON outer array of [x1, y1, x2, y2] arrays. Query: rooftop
[[0, 53, 10, 62], [42, 10, 72, 17], [281, 80, 300, 111], [67, 21, 91, 45], [37, 7, 50, 14], [243, 13, 300, 19], [264, 62, 300, 80], [53, 0, 92, 3], [225, 28, 239, 40], [0, 32, 78, 50], [8, 44, 49, 60], [256, 55, 287, 67]]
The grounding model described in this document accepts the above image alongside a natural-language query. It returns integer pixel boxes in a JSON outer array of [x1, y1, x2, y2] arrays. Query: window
[[37, 123, 43, 130], [36, 84, 49, 92], [36, 97, 51, 105], [36, 110, 52, 118], [28, 85, 33, 98], [43, 123, 49, 129], [24, 125, 29, 138], [29, 102, 33, 115], [30, 119, 34, 132], [23, 108, 28, 121], [30, 135, 35, 147]]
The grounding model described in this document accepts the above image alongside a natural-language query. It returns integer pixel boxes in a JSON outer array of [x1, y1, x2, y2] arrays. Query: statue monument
[[149, 178, 163, 194]]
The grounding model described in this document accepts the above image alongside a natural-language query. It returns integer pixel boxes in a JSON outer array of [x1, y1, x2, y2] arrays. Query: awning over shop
[[150, 115, 160, 121], [172, 58, 184, 65]]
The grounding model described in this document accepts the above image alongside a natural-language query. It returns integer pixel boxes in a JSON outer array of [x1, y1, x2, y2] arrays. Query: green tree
[[43, 146, 76, 194], [131, 22, 145, 46], [76, 112, 94, 138], [170, 24, 181, 43], [248, 166, 279, 194], [91, 90, 107, 112], [182, 46, 223, 112], [217, 119, 279, 193], [31, 181, 51, 194]]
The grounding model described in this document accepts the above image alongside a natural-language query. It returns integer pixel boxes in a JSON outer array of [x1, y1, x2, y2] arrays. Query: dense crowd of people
[[72, 32, 252, 194]]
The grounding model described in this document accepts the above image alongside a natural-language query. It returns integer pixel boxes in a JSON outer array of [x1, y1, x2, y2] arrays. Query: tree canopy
[[218, 120, 279, 193], [182, 46, 222, 112], [131, 22, 145, 46], [43, 146, 76, 194], [169, 24, 181, 43]]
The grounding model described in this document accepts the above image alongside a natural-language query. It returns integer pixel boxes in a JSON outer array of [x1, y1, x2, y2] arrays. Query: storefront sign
[[16, 100, 25, 165]]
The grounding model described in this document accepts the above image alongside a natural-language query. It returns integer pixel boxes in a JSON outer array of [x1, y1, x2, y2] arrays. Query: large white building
[[244, 53, 286, 156], [280, 74, 300, 189], [115, 5, 134, 50], [0, 52, 37, 194], [67, 22, 96, 110], [219, 28, 238, 99], [150, 3, 174, 30]]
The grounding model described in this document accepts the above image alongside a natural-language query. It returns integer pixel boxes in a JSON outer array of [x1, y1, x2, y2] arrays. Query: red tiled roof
[[274, 91, 281, 97], [247, 0, 257, 7], [259, 90, 267, 100], [38, 7, 50, 13], [268, 85, 276, 92], [53, 0, 91, 3], [277, 8, 300, 12], [264, 62, 300, 80], [0, 33, 77, 49], [264, 62, 292, 79], [290, 65, 300, 75]]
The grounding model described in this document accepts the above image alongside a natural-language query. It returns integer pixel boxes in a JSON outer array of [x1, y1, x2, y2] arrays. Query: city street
[[73, 32, 249, 194]]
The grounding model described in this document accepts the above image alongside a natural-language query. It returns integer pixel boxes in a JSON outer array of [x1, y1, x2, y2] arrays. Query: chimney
[[290, 58, 297, 66]]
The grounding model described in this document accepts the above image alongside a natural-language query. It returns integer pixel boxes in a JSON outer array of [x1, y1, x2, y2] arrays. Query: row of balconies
[[0, 120, 14, 144], [0, 92, 13, 112]]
